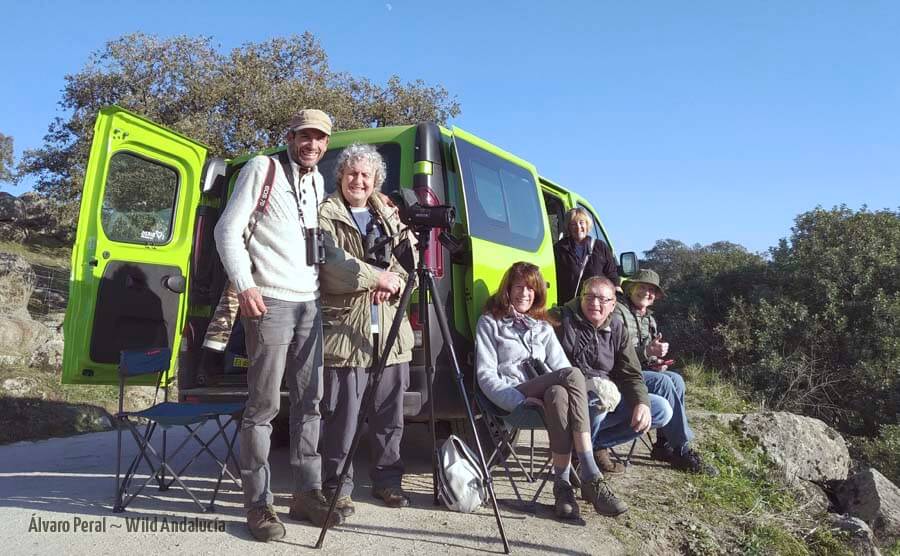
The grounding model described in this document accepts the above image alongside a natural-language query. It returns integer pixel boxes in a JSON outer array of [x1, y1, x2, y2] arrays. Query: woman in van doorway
[[475, 261, 627, 521], [554, 207, 619, 304], [317, 143, 416, 519]]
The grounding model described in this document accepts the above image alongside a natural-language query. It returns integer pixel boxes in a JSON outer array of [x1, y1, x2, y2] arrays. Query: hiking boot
[[594, 448, 625, 474], [372, 486, 410, 508], [289, 489, 343, 528], [552, 480, 580, 520], [323, 488, 356, 519], [650, 440, 675, 462], [246, 505, 286, 542], [669, 447, 719, 476], [581, 475, 628, 516]]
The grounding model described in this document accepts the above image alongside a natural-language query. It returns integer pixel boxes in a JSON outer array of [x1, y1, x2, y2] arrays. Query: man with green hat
[[613, 269, 717, 475]]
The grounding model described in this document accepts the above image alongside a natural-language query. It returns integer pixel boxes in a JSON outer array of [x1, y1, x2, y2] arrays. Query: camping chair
[[608, 432, 655, 469], [113, 348, 244, 513], [474, 388, 553, 511]]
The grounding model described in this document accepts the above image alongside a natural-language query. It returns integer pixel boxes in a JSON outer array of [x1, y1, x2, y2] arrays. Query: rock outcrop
[[836, 468, 900, 544], [0, 191, 74, 243], [738, 411, 850, 484], [827, 514, 882, 556]]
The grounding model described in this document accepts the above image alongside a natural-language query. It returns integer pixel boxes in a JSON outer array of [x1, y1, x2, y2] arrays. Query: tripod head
[[389, 188, 464, 274]]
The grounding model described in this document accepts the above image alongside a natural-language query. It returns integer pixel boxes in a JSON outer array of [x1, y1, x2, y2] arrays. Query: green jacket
[[612, 299, 659, 367], [318, 192, 415, 368]]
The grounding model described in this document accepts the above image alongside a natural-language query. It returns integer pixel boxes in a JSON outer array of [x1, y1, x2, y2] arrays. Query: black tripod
[[315, 227, 510, 554]]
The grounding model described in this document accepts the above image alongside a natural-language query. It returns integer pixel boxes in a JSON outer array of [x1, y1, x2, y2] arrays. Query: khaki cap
[[287, 109, 332, 135], [622, 269, 665, 297]]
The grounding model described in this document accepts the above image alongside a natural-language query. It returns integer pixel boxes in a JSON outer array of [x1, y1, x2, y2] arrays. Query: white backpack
[[437, 435, 487, 513]]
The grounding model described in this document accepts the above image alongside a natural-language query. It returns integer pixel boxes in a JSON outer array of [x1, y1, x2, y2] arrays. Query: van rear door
[[62, 106, 207, 385], [451, 127, 555, 334]]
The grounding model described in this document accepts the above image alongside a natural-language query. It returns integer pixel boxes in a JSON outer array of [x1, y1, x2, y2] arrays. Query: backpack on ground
[[437, 435, 486, 513]]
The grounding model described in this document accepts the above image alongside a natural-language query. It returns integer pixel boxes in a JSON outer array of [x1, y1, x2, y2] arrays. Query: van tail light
[[413, 186, 444, 278]]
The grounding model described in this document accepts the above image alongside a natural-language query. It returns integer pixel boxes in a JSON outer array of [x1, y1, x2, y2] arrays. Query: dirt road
[[0, 422, 632, 555]]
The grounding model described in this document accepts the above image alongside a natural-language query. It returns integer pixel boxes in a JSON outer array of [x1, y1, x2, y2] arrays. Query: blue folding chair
[[475, 388, 553, 512], [113, 348, 244, 513]]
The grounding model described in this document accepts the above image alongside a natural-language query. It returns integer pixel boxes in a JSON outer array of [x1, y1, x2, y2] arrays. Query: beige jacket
[[318, 192, 416, 368]]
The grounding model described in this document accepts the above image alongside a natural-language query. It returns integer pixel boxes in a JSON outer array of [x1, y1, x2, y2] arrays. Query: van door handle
[[88, 258, 98, 267], [163, 274, 186, 293]]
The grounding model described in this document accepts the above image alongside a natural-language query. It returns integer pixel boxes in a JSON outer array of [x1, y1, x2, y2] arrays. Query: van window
[[579, 202, 609, 246], [101, 152, 178, 245], [456, 138, 543, 251], [543, 192, 566, 242], [318, 142, 401, 196]]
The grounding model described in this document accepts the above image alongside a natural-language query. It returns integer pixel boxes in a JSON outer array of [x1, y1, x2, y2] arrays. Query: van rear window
[[455, 138, 543, 252], [318, 142, 401, 196], [101, 152, 178, 245]]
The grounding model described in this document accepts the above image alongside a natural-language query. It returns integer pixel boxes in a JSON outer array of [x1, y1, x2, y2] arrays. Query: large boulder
[[738, 411, 850, 484], [0, 192, 25, 221], [0, 252, 36, 316], [827, 514, 881, 556], [836, 468, 900, 544], [0, 315, 51, 364]]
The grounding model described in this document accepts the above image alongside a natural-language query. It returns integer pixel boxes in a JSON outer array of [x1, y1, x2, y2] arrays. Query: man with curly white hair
[[317, 143, 416, 516]]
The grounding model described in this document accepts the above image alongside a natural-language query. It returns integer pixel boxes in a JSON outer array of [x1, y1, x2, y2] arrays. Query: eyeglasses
[[582, 294, 616, 305]]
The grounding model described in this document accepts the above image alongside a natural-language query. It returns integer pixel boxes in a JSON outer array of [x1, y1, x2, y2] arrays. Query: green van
[[62, 106, 636, 433]]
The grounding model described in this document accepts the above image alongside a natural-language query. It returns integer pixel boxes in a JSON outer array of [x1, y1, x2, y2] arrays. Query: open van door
[[450, 127, 556, 334], [62, 107, 207, 385]]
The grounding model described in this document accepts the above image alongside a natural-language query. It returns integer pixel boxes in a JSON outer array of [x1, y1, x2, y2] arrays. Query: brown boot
[[289, 489, 343, 528], [246, 505, 286, 542], [594, 448, 625, 474], [372, 486, 410, 508], [323, 488, 356, 519]]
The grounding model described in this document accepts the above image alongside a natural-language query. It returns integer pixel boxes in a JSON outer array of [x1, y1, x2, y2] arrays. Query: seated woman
[[612, 269, 716, 475], [317, 143, 416, 519], [475, 261, 627, 520], [554, 207, 619, 305]]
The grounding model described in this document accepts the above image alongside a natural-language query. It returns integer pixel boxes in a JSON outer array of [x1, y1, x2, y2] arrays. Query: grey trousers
[[320, 363, 409, 498], [240, 297, 323, 509], [515, 367, 590, 455]]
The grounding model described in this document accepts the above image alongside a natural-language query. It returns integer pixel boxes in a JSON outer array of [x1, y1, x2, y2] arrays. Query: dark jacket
[[612, 298, 659, 367], [554, 237, 619, 304], [550, 299, 650, 408]]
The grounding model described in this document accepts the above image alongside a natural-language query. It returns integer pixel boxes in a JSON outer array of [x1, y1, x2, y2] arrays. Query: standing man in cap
[[215, 109, 339, 542]]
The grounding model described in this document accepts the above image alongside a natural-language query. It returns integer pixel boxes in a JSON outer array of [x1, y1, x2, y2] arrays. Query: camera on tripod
[[390, 189, 455, 230]]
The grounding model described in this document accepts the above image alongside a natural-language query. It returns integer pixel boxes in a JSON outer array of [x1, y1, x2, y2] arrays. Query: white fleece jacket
[[214, 152, 324, 302]]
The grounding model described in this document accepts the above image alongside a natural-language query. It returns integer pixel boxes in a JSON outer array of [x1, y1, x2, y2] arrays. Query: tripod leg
[[316, 274, 418, 549], [420, 268, 439, 505], [423, 271, 511, 554]]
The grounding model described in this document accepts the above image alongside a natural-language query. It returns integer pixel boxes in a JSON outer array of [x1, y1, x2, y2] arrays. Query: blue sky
[[1, 0, 897, 256]]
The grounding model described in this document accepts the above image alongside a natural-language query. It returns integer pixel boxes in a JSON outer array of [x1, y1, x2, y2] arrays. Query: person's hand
[[372, 289, 392, 304], [376, 271, 402, 295], [237, 287, 267, 318], [524, 397, 545, 409], [630, 403, 651, 433], [647, 334, 669, 358]]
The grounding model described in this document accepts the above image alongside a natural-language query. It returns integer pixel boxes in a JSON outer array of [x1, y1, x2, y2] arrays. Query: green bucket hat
[[623, 269, 665, 297]]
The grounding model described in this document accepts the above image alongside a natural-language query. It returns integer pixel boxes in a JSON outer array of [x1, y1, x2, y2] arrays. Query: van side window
[[317, 142, 402, 196], [543, 192, 566, 242], [456, 138, 543, 252], [101, 152, 178, 245], [578, 202, 609, 246]]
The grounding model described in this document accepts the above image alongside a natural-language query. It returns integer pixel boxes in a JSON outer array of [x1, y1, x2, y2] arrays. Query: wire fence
[[28, 264, 69, 319]]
